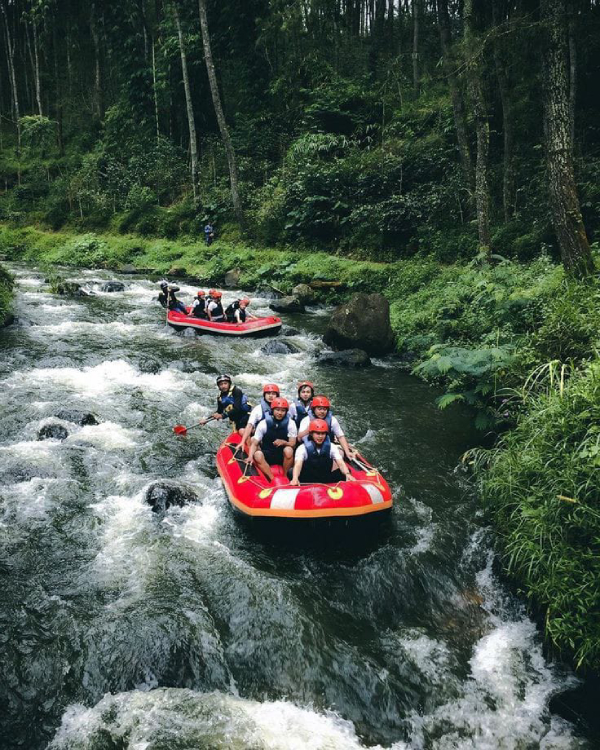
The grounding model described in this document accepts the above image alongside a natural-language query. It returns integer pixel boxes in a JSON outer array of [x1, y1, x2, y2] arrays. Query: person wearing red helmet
[[191, 290, 208, 319], [240, 383, 281, 449], [225, 297, 257, 324], [290, 418, 355, 486], [207, 290, 225, 321], [247, 396, 297, 482], [297, 395, 357, 461]]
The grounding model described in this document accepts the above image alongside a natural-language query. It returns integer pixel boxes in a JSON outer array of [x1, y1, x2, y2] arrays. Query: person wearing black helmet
[[201, 374, 251, 432], [158, 281, 187, 314]]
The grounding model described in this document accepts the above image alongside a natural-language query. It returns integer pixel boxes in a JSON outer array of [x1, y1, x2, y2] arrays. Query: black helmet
[[216, 374, 232, 385], [159, 280, 168, 289]]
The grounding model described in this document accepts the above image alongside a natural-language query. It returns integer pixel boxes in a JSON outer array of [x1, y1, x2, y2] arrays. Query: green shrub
[[475, 360, 600, 670]]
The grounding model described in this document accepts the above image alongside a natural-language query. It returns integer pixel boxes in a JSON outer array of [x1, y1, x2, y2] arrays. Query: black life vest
[[192, 298, 206, 318], [303, 435, 333, 472], [307, 408, 332, 432], [261, 413, 290, 452], [209, 300, 224, 320], [225, 300, 246, 323], [218, 385, 251, 423]]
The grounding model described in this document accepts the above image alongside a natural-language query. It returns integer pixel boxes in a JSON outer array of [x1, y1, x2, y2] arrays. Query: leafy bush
[[474, 360, 600, 670]]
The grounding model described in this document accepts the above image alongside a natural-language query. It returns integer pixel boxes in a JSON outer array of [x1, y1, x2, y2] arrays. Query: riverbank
[[1, 222, 599, 672], [0, 262, 14, 326]]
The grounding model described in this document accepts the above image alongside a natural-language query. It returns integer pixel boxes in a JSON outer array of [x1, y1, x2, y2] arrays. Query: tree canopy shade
[[0, 0, 599, 276]]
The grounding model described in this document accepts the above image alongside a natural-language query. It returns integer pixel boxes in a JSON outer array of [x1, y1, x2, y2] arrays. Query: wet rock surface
[[269, 296, 305, 313], [281, 325, 301, 336], [292, 283, 315, 304], [100, 281, 126, 292], [55, 281, 90, 297], [316, 348, 371, 368], [224, 268, 242, 287], [38, 424, 69, 441], [54, 409, 99, 426], [144, 481, 201, 513], [260, 340, 300, 355], [323, 293, 394, 355]]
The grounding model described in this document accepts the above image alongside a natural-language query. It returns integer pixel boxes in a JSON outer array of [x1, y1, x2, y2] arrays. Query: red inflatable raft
[[216, 433, 393, 519], [167, 308, 282, 337]]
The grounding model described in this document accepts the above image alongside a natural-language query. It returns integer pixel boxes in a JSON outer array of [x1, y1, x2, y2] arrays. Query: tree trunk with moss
[[172, 3, 199, 202], [464, 0, 491, 257], [198, 0, 245, 229], [541, 0, 594, 278]]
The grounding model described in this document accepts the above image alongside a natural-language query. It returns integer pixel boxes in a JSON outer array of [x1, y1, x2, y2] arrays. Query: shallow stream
[[0, 266, 593, 748]]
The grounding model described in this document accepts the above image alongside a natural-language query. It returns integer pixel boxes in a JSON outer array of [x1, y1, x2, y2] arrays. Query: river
[[0, 265, 593, 749]]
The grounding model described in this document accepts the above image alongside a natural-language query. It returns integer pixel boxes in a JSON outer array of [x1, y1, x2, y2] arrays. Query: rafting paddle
[[173, 416, 216, 435]]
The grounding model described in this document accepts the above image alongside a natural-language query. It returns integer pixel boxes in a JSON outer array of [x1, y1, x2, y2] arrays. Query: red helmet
[[297, 380, 314, 393], [311, 395, 330, 409], [208, 289, 217, 296], [240, 298, 250, 305], [197, 290, 205, 296], [309, 418, 329, 433], [212, 290, 222, 298], [263, 383, 280, 395], [271, 397, 289, 410]]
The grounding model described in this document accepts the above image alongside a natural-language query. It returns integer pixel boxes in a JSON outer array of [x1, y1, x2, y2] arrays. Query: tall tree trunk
[[464, 0, 491, 256], [198, 0, 245, 228], [567, 0, 577, 145], [1, 0, 21, 159], [437, 0, 473, 190], [412, 0, 420, 94], [492, 2, 516, 220], [152, 38, 160, 144], [172, 4, 198, 202], [52, 22, 64, 156], [541, 0, 594, 277], [90, 3, 104, 121], [32, 19, 42, 115]]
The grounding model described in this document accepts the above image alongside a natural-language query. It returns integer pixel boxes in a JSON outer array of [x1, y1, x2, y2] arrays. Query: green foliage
[[475, 360, 600, 670], [0, 263, 14, 326]]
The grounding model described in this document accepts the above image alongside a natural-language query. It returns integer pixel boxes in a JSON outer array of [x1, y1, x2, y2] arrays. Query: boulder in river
[[144, 481, 200, 513], [54, 409, 99, 426], [38, 424, 69, 441], [260, 340, 300, 355], [100, 281, 126, 292], [281, 325, 301, 337], [224, 268, 242, 287], [316, 349, 371, 368], [292, 284, 315, 304], [269, 296, 305, 313], [55, 281, 90, 297], [323, 293, 394, 355]]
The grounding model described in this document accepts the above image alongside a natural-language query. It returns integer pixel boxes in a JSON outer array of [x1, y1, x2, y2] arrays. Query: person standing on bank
[[201, 374, 251, 432], [204, 222, 215, 246], [290, 418, 355, 486], [247, 397, 297, 482]]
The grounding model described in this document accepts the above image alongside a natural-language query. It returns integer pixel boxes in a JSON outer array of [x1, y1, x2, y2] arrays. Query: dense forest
[[1, 0, 600, 674], [0, 0, 598, 270]]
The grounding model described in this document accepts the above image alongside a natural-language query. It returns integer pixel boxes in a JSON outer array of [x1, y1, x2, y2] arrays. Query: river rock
[[54, 409, 99, 426], [1, 313, 15, 327], [269, 296, 305, 313], [181, 327, 196, 338], [144, 481, 200, 513], [119, 264, 138, 274], [100, 281, 126, 292], [2, 465, 50, 482], [281, 325, 300, 336], [167, 266, 186, 277], [224, 268, 242, 287], [55, 281, 89, 297], [292, 284, 315, 304], [317, 349, 371, 368], [260, 340, 300, 355], [323, 293, 394, 355], [38, 424, 69, 441]]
